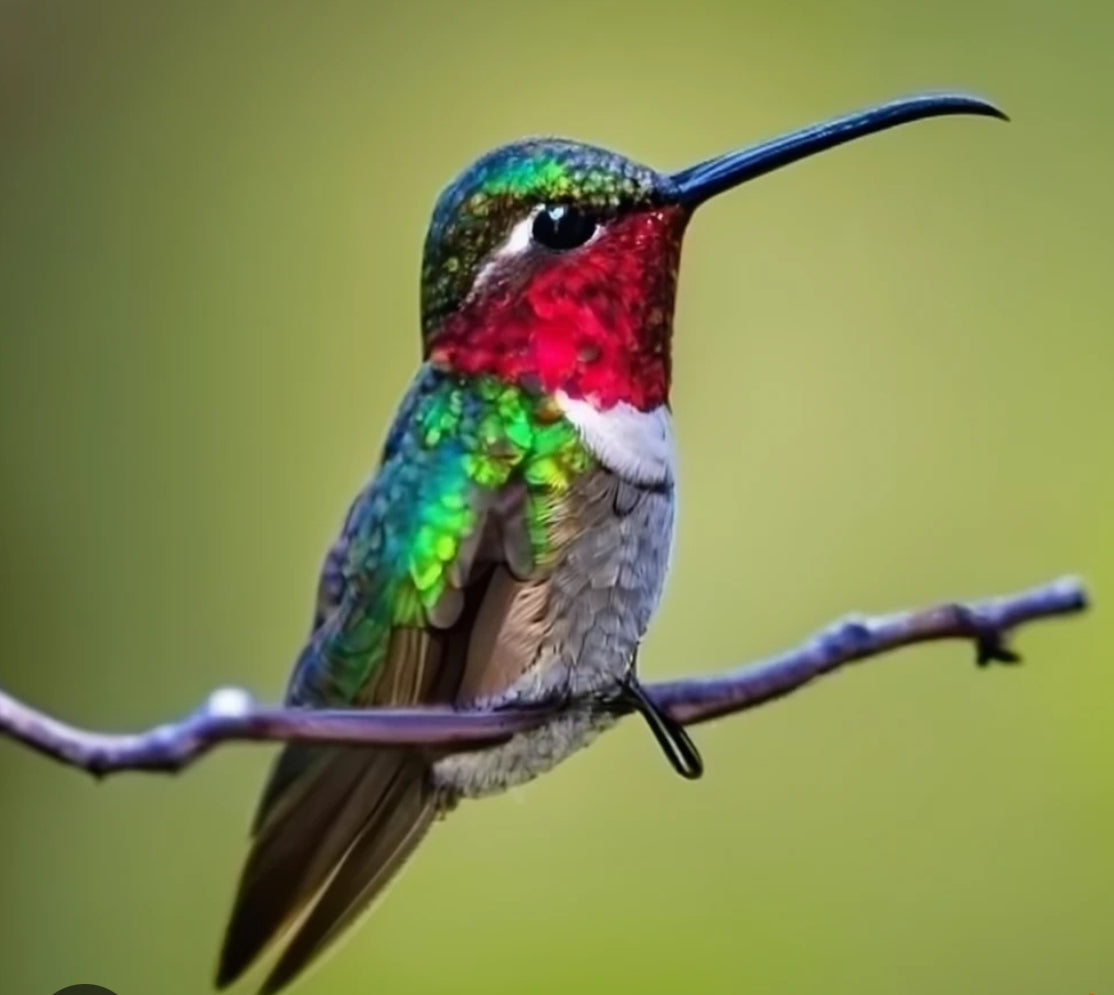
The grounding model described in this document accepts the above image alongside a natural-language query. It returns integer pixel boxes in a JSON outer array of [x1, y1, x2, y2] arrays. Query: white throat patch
[[556, 394, 675, 487]]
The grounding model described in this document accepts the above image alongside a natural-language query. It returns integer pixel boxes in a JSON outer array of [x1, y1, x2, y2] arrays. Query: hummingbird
[[215, 93, 1004, 993]]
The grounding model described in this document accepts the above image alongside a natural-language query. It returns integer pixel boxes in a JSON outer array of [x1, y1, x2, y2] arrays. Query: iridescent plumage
[[217, 93, 1005, 994], [290, 370, 593, 709], [420, 140, 664, 337], [219, 359, 678, 994]]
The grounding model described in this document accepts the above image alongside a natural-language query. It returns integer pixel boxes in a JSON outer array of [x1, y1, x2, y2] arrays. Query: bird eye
[[531, 205, 598, 251]]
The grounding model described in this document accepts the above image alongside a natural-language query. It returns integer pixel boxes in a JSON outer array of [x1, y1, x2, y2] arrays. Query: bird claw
[[621, 677, 704, 781]]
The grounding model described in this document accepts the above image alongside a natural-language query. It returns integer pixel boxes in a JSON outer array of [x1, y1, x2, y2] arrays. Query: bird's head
[[421, 94, 1004, 411]]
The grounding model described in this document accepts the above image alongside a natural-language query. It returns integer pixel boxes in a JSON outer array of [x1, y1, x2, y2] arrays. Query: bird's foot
[[621, 677, 703, 781]]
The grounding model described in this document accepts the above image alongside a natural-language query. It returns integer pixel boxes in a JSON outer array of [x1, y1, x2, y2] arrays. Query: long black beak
[[670, 93, 1007, 207]]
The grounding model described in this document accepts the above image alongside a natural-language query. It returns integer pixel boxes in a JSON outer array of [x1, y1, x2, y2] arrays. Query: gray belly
[[433, 479, 675, 798]]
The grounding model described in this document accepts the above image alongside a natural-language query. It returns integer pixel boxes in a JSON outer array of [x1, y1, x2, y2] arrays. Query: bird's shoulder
[[288, 365, 595, 704]]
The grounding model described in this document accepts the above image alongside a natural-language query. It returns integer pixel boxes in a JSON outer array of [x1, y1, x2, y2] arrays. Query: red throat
[[427, 207, 688, 410]]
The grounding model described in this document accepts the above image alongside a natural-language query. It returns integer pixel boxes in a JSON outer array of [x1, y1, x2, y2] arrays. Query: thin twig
[[0, 576, 1088, 778], [651, 575, 1087, 724]]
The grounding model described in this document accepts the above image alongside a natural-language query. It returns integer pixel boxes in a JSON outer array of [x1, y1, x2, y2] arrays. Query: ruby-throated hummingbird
[[216, 93, 1004, 993]]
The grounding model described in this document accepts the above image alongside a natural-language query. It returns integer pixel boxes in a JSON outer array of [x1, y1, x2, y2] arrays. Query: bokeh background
[[0, 1, 1110, 993]]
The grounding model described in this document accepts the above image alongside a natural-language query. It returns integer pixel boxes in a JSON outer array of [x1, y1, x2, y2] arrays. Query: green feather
[[287, 365, 590, 707]]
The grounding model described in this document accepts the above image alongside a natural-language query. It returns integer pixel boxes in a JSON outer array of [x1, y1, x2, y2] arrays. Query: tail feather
[[215, 747, 433, 991], [260, 760, 436, 994], [216, 521, 496, 991]]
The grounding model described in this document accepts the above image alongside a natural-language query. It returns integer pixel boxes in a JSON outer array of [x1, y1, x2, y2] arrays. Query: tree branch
[[0, 576, 1088, 778]]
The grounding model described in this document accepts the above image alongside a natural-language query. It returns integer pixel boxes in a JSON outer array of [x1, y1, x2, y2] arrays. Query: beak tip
[[945, 92, 1010, 123]]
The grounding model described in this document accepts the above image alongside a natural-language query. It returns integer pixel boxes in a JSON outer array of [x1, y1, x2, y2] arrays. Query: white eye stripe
[[497, 210, 541, 259], [468, 210, 539, 295]]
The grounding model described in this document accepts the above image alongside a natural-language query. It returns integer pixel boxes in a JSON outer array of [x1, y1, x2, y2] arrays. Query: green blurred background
[[0, 1, 1110, 992]]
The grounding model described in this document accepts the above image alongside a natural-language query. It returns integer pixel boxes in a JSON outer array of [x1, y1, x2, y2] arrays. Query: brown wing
[[217, 455, 645, 993], [215, 476, 537, 994]]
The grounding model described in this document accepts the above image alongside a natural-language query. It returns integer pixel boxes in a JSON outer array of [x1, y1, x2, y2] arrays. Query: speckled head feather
[[420, 138, 672, 339]]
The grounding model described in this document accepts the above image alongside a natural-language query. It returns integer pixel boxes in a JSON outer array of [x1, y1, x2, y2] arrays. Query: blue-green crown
[[420, 139, 668, 339]]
